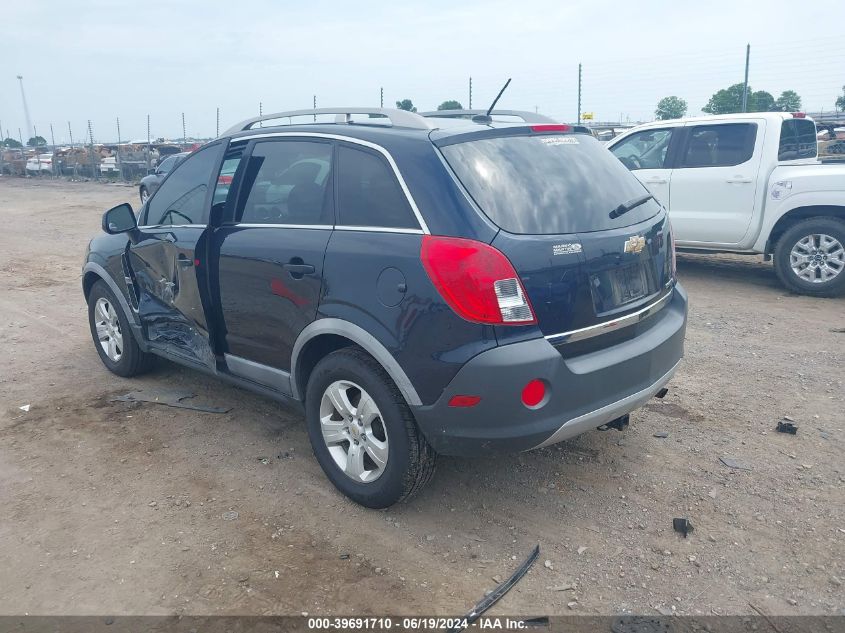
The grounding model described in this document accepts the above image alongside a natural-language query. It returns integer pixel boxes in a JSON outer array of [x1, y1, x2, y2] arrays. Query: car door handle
[[726, 177, 752, 183], [177, 254, 194, 267], [644, 177, 668, 184], [283, 262, 315, 277]]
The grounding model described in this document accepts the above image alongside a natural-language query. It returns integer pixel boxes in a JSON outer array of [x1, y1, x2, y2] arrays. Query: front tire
[[773, 217, 845, 297], [305, 348, 436, 508], [87, 280, 155, 377]]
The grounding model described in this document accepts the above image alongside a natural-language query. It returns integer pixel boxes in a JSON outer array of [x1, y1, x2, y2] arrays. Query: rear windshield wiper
[[610, 193, 654, 219]]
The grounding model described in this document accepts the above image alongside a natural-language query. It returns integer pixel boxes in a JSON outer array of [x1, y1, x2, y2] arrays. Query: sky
[[2, 0, 844, 143]]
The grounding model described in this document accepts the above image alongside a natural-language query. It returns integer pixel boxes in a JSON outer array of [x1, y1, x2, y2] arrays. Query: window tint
[[144, 144, 222, 226], [212, 153, 242, 208], [680, 123, 756, 168], [442, 134, 661, 235], [610, 129, 673, 170], [778, 119, 817, 161], [157, 156, 178, 173], [337, 145, 418, 229], [237, 141, 332, 225]]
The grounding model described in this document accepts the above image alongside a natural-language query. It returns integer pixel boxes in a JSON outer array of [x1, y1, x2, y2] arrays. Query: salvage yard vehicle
[[138, 152, 190, 203], [83, 107, 687, 508], [26, 153, 53, 174], [607, 112, 845, 296]]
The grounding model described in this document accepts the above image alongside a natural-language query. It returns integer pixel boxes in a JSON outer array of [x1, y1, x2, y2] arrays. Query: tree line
[[656, 85, 845, 121]]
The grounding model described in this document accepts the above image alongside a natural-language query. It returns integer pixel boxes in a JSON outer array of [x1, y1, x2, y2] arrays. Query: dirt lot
[[1, 177, 843, 617]]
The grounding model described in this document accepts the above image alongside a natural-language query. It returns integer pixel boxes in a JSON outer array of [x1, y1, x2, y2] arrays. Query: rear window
[[779, 118, 817, 161], [440, 133, 661, 234]]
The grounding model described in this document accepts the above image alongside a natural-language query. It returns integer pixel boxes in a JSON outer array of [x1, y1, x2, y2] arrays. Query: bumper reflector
[[448, 395, 482, 408], [521, 379, 546, 407]]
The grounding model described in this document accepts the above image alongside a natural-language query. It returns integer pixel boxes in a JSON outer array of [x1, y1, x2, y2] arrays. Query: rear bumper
[[412, 283, 687, 456]]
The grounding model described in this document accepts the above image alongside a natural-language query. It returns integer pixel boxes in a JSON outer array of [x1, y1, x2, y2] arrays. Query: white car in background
[[25, 153, 53, 174], [606, 112, 845, 296]]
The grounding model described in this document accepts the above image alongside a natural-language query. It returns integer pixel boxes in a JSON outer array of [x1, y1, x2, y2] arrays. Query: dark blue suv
[[84, 108, 687, 508]]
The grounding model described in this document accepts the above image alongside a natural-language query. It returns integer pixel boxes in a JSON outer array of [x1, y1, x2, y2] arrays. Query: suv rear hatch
[[437, 127, 674, 338]]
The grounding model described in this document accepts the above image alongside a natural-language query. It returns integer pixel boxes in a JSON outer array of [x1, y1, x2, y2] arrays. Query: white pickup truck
[[606, 112, 845, 296]]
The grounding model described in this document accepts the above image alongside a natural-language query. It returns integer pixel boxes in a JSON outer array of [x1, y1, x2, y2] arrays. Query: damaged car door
[[129, 142, 225, 367]]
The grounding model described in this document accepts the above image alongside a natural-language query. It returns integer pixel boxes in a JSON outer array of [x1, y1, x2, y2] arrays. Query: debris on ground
[[673, 518, 694, 538], [719, 456, 752, 471], [339, 554, 350, 560], [776, 420, 798, 435], [653, 431, 669, 438], [257, 457, 270, 465], [19, 404, 31, 412], [577, 546, 588, 555], [543, 559, 552, 569], [111, 390, 230, 413], [446, 544, 539, 632], [221, 511, 239, 521], [654, 387, 669, 399]]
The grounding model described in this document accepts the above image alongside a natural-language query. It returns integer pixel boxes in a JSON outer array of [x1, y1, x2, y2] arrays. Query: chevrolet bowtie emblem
[[623, 235, 646, 254]]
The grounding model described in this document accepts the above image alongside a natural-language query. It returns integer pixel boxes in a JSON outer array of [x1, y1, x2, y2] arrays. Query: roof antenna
[[472, 78, 512, 124]]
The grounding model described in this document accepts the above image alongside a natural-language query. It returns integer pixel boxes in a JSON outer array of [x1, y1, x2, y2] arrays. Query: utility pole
[[380, 87, 383, 108], [116, 117, 123, 180], [259, 102, 263, 128], [49, 123, 56, 178], [741, 43, 750, 112], [18, 128, 24, 147], [88, 119, 98, 181], [577, 63, 582, 124], [469, 77, 473, 109], [17, 75, 33, 142], [146, 114, 151, 174], [216, 107, 220, 137], [313, 95, 317, 122], [181, 112, 186, 146]]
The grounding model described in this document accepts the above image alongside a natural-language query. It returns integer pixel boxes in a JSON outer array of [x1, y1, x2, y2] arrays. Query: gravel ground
[[1, 177, 843, 617]]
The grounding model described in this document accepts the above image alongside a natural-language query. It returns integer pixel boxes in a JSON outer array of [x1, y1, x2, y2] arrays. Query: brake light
[[791, 112, 806, 118], [530, 124, 571, 132], [420, 235, 536, 325]]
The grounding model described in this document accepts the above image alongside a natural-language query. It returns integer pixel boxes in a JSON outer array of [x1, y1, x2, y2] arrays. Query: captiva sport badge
[[623, 235, 646, 254]]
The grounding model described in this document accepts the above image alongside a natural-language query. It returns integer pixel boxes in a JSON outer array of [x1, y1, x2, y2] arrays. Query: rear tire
[[87, 280, 155, 377], [773, 217, 845, 297], [305, 347, 436, 508]]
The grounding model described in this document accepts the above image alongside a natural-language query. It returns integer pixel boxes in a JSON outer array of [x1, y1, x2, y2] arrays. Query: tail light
[[791, 112, 806, 118], [420, 235, 536, 325]]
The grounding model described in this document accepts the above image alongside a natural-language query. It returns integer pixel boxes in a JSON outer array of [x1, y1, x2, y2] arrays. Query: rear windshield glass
[[441, 134, 661, 234]]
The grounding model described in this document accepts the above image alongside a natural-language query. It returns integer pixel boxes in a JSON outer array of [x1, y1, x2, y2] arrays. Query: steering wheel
[[619, 155, 642, 170]]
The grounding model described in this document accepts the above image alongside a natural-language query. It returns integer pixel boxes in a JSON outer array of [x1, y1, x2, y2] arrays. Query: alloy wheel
[[319, 380, 389, 483], [94, 297, 123, 362], [790, 233, 844, 284]]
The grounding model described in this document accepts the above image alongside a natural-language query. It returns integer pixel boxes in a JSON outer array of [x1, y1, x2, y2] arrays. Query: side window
[[157, 156, 177, 174], [236, 140, 332, 225], [144, 144, 223, 226], [680, 123, 756, 168], [212, 152, 243, 208], [779, 119, 817, 161], [336, 145, 419, 229], [609, 129, 673, 170]]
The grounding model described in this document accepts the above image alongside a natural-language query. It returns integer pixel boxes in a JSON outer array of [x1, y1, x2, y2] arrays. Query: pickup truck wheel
[[774, 218, 845, 297], [87, 280, 155, 377], [305, 348, 436, 508]]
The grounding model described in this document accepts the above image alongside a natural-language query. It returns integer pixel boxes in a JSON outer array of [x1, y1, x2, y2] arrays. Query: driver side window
[[611, 129, 673, 170], [143, 144, 223, 226]]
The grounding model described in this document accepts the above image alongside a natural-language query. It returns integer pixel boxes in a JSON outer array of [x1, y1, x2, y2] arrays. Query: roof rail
[[221, 107, 434, 136], [418, 109, 557, 124]]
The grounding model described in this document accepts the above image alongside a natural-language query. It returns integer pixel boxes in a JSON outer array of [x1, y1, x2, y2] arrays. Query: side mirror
[[102, 203, 137, 234]]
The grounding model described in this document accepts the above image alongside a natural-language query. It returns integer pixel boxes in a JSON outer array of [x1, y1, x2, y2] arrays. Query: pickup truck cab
[[607, 112, 845, 296]]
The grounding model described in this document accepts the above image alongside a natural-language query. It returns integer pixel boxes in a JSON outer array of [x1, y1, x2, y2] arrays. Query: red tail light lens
[[530, 124, 571, 132], [420, 235, 536, 325], [791, 112, 806, 118]]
